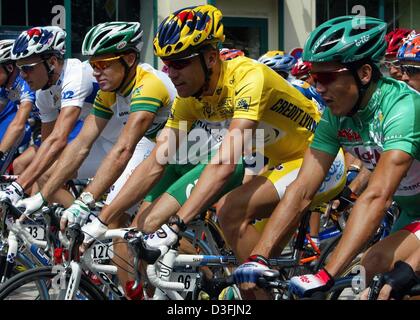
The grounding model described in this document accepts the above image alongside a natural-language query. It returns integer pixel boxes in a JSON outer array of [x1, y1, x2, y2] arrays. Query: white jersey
[[35, 59, 98, 123]]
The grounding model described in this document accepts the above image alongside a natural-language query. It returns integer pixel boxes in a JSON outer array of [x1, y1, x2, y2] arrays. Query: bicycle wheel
[[0, 266, 107, 300], [313, 234, 341, 271]]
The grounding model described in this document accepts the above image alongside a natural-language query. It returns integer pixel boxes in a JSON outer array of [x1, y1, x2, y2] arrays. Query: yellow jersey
[[166, 56, 320, 164]]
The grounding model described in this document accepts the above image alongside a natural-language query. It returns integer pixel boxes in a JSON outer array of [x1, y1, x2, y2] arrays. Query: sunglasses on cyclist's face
[[16, 60, 44, 73], [383, 59, 400, 69], [310, 68, 350, 86], [400, 64, 420, 77], [89, 55, 124, 71], [162, 53, 199, 70]]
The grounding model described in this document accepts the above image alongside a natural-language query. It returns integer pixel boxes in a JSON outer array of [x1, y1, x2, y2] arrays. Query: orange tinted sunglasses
[[89, 55, 123, 70]]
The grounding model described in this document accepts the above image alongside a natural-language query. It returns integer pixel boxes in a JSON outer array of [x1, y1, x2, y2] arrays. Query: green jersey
[[311, 77, 420, 217]]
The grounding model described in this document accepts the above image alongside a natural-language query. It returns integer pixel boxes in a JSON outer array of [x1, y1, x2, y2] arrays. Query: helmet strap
[[41, 58, 57, 90], [192, 51, 212, 99], [114, 56, 137, 94], [345, 63, 372, 117], [2, 64, 15, 88]]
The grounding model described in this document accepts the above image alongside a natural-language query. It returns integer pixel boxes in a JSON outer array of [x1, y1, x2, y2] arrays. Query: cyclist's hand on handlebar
[[361, 261, 420, 300], [233, 255, 270, 291], [80, 217, 108, 252], [331, 186, 358, 211], [289, 268, 334, 298], [60, 200, 91, 231], [143, 224, 178, 251], [360, 283, 393, 300], [15, 192, 46, 216]]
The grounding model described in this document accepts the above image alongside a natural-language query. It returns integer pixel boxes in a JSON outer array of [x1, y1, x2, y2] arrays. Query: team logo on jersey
[[337, 129, 361, 142], [235, 97, 251, 111], [132, 85, 143, 96], [62, 90, 74, 100]]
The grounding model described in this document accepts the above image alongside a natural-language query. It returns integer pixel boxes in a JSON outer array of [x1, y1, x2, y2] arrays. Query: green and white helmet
[[303, 15, 387, 63], [82, 21, 143, 56]]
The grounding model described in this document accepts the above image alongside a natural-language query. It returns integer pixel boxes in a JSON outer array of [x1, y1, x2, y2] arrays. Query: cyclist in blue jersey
[[0, 39, 36, 174]]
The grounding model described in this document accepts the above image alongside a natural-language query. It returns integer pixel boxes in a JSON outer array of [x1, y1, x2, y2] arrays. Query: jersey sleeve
[[310, 108, 341, 156], [91, 90, 115, 120], [232, 66, 265, 121], [382, 92, 420, 157], [130, 74, 170, 114], [36, 91, 58, 123], [19, 79, 36, 104], [165, 97, 195, 131], [60, 63, 96, 109]]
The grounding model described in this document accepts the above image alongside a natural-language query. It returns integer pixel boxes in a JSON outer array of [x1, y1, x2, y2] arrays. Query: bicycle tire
[[0, 266, 107, 300], [313, 234, 342, 271]]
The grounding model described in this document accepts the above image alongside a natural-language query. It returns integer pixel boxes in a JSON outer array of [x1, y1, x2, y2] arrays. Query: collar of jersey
[[353, 78, 383, 121], [119, 66, 139, 97]]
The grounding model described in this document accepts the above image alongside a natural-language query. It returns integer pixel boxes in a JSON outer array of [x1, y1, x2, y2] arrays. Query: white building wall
[[284, 0, 316, 51]]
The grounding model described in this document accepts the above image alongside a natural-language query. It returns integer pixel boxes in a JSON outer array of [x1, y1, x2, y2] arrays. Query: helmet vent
[[92, 30, 110, 48], [104, 35, 126, 49], [317, 29, 344, 53]]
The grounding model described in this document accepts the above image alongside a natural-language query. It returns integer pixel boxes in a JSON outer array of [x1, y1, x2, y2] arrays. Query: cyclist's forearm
[[349, 166, 371, 195], [41, 139, 94, 200], [85, 144, 137, 200], [17, 135, 68, 190], [177, 163, 235, 224], [99, 157, 165, 225], [0, 121, 26, 153]]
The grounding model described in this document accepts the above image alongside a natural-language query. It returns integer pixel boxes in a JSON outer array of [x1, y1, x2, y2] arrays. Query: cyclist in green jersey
[[229, 15, 420, 298]]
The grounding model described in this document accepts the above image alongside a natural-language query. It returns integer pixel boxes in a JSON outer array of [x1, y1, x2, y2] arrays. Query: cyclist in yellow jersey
[[77, 6, 345, 300]]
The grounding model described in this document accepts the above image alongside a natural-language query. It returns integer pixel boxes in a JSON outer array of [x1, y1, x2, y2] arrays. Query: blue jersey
[[290, 79, 327, 114], [0, 74, 37, 120]]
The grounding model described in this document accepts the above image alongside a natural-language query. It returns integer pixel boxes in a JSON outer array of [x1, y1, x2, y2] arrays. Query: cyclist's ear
[[357, 64, 373, 85], [205, 48, 219, 69], [124, 52, 138, 68]]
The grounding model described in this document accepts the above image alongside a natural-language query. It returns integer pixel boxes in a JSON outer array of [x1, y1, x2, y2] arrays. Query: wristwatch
[[79, 191, 95, 209], [168, 215, 187, 232]]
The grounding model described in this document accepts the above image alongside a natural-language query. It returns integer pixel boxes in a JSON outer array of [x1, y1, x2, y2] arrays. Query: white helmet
[[0, 39, 15, 64], [11, 26, 66, 60]]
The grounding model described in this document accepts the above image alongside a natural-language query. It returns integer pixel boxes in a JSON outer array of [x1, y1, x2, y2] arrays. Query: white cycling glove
[[60, 200, 91, 228], [82, 217, 108, 245], [143, 224, 178, 251], [15, 192, 46, 216]]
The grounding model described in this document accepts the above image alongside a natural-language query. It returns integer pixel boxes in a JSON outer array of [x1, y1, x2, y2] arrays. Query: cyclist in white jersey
[[0, 26, 99, 207], [17, 22, 175, 221]]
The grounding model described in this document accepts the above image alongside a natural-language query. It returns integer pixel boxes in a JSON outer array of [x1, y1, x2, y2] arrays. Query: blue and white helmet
[[258, 50, 297, 74], [0, 39, 15, 64], [11, 26, 66, 60]]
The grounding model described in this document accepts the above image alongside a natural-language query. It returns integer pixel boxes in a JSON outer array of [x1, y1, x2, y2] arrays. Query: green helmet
[[82, 21, 143, 56], [303, 15, 387, 63]]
